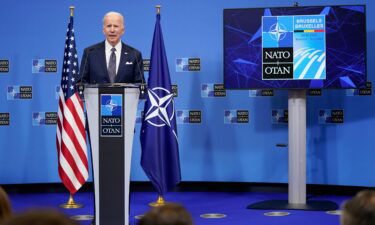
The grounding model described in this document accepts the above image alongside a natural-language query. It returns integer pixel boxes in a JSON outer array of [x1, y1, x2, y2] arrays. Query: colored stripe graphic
[[294, 30, 325, 32]]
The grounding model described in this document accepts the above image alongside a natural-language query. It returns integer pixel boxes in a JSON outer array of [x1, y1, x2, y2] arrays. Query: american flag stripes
[[56, 16, 88, 194]]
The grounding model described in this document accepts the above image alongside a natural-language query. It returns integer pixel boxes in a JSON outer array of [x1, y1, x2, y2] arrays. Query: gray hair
[[102, 11, 124, 26]]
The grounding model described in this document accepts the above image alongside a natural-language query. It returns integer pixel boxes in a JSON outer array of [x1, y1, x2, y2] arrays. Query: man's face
[[103, 14, 124, 46]]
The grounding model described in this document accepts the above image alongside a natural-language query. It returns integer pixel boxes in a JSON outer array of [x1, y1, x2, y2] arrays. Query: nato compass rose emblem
[[268, 22, 287, 41], [144, 87, 175, 127], [8, 87, 17, 98], [105, 99, 118, 112]]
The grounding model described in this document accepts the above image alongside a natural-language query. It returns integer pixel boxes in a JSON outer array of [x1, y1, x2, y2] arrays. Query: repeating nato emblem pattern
[[0, 60, 9, 73], [0, 113, 10, 126], [32, 112, 45, 126], [176, 110, 202, 124], [7, 86, 32, 100], [319, 109, 344, 124], [32, 59, 45, 73], [201, 84, 226, 98], [32, 59, 57, 73], [32, 112, 57, 126], [175, 58, 200, 72], [176, 110, 190, 124], [224, 110, 249, 124], [176, 58, 189, 72], [272, 109, 288, 124]]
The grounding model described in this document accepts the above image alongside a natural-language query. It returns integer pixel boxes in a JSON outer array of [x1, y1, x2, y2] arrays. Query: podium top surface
[[81, 83, 141, 88]]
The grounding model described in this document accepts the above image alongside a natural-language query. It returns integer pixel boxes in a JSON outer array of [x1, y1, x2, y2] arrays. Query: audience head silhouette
[[0, 186, 12, 223], [1, 210, 79, 225], [341, 190, 375, 225], [138, 203, 193, 225]]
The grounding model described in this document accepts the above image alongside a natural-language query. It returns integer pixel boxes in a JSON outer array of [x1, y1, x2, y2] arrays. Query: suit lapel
[[96, 42, 109, 81], [115, 42, 128, 83]]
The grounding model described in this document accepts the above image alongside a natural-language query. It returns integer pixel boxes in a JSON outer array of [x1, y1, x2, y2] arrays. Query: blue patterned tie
[[108, 48, 116, 83]]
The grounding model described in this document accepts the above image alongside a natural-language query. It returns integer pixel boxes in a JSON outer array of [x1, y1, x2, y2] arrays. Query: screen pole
[[288, 89, 306, 204], [247, 89, 338, 210]]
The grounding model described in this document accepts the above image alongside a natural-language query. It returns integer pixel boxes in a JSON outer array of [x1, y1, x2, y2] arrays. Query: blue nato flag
[[140, 13, 181, 196]]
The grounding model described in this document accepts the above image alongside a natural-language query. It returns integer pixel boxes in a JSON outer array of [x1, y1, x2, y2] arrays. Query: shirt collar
[[105, 40, 122, 53]]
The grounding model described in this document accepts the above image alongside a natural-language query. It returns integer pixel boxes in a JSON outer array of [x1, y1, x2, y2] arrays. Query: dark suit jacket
[[79, 41, 144, 84]]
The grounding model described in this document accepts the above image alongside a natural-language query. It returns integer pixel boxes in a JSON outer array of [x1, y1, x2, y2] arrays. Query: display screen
[[224, 5, 367, 89]]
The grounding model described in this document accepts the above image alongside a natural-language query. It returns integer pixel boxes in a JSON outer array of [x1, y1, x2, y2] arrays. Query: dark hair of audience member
[[341, 189, 375, 225], [138, 203, 193, 225], [1, 210, 79, 225], [0, 186, 12, 223]]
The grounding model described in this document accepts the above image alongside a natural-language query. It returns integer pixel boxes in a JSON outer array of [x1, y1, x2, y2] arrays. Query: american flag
[[56, 16, 88, 194]]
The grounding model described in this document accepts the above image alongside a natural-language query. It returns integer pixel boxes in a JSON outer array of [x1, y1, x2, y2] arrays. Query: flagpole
[[60, 193, 83, 209], [148, 6, 165, 207], [69, 6, 74, 16], [148, 5, 166, 208], [156, 5, 161, 14], [149, 6, 165, 208], [59, 6, 84, 209], [144, 3, 181, 207], [149, 195, 166, 207]]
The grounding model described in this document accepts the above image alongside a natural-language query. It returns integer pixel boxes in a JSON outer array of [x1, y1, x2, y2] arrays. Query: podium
[[84, 83, 140, 225]]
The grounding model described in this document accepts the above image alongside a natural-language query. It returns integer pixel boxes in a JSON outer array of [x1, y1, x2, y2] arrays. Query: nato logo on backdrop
[[32, 112, 57, 126], [201, 84, 226, 98], [7, 86, 32, 100], [143, 59, 150, 72], [176, 58, 201, 72], [0, 60, 9, 73], [224, 110, 249, 124], [272, 109, 288, 124], [100, 94, 123, 137], [0, 113, 10, 126], [176, 110, 202, 124], [32, 59, 57, 73], [319, 109, 344, 124], [346, 82, 372, 96], [249, 89, 274, 97], [172, 85, 178, 97], [307, 89, 322, 96]]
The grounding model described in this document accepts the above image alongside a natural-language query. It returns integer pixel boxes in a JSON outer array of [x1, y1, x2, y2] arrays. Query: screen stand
[[247, 90, 338, 211]]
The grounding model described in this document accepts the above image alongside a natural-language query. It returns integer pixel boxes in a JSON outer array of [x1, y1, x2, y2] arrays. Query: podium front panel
[[84, 86, 139, 225]]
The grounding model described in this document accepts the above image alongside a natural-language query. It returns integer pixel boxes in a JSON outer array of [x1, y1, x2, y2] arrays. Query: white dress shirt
[[105, 40, 122, 75]]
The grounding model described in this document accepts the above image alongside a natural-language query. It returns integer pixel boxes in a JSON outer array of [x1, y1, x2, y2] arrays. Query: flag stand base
[[149, 196, 168, 207], [60, 194, 83, 209]]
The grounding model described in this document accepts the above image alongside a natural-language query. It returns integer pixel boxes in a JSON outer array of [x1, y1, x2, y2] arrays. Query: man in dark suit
[[79, 12, 144, 84]]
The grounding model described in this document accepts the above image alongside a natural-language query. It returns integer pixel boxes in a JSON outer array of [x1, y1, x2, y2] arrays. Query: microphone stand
[[133, 51, 147, 99], [77, 48, 93, 102]]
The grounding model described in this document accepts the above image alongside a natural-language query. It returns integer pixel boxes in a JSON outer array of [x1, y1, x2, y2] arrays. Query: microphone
[[77, 48, 94, 99], [133, 50, 146, 96]]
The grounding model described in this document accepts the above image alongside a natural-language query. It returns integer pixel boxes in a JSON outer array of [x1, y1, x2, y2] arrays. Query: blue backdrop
[[0, 0, 374, 187]]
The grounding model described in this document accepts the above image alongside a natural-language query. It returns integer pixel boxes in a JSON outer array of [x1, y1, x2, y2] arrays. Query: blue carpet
[[8, 191, 348, 225]]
